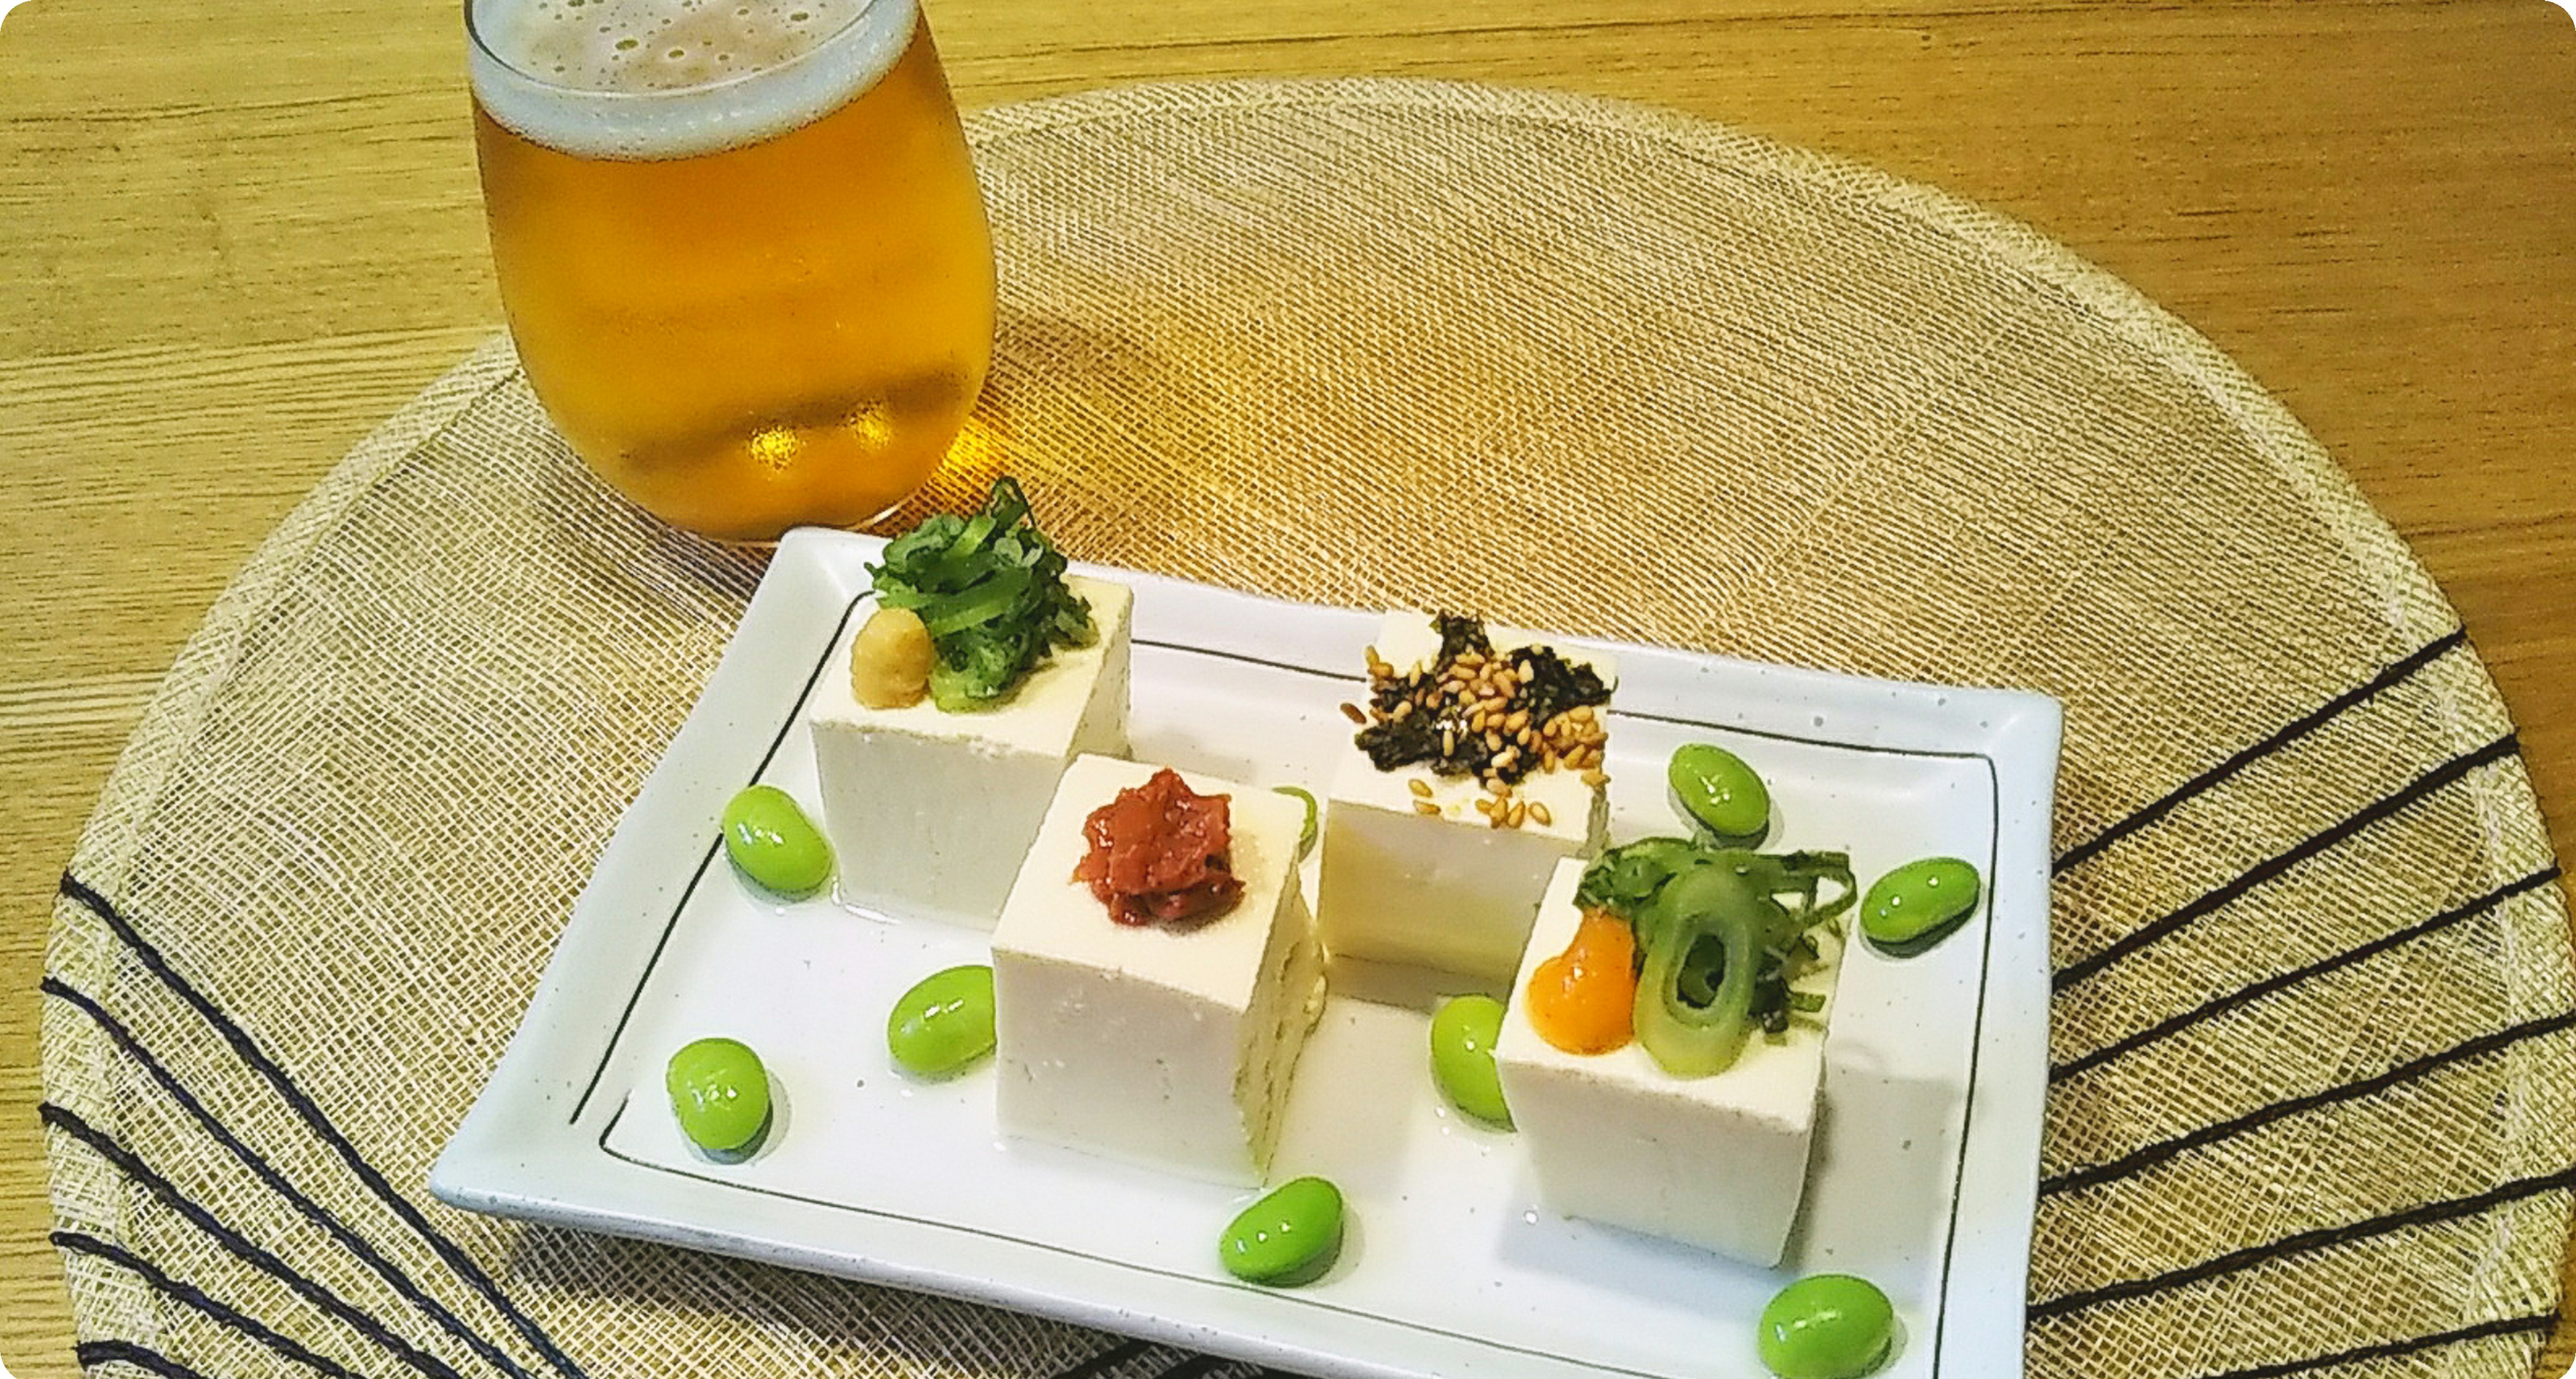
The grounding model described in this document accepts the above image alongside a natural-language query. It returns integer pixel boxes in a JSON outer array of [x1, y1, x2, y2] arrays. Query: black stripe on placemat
[[41, 1103, 464, 1379], [1049, 1339, 1155, 1379], [1039, 1339, 1301, 1379], [2193, 1311, 2559, 1379], [56, 872, 594, 1379], [2052, 732, 2519, 993], [42, 976, 537, 1379], [2041, 1011, 2576, 1197], [2029, 1162, 2576, 1321], [76, 1339, 215, 1379], [2055, 630, 2467, 874], [55, 1229, 368, 1379], [2053, 865, 2565, 1082]]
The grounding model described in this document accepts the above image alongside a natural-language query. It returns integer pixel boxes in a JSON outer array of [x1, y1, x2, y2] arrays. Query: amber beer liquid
[[467, 0, 994, 540]]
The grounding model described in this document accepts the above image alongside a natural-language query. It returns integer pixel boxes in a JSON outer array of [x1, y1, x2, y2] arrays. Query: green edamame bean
[[1758, 1274, 1895, 1379], [666, 1037, 772, 1154], [1860, 857, 1982, 949], [1428, 995, 1512, 1127], [1272, 785, 1319, 857], [886, 965, 997, 1077], [1668, 744, 1770, 843], [1218, 1176, 1344, 1284], [722, 785, 833, 898]]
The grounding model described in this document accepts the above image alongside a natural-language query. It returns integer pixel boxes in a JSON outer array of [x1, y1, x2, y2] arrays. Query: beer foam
[[468, 0, 914, 160]]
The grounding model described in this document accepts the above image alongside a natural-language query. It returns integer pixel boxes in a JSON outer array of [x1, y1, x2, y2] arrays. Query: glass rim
[[463, 0, 896, 103]]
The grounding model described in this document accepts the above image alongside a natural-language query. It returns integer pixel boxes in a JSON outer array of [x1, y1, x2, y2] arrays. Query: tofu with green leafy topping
[[810, 575, 1131, 928]]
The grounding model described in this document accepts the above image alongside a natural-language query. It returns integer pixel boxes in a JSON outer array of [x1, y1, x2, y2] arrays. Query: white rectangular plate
[[433, 527, 2061, 1379]]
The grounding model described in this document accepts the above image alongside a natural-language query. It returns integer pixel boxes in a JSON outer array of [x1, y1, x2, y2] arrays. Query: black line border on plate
[[559, 591, 2014, 1379], [566, 593, 873, 1123], [1138, 635, 2003, 765]]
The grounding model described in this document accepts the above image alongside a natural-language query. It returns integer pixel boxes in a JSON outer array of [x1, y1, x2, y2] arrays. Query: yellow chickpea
[[849, 606, 934, 709]]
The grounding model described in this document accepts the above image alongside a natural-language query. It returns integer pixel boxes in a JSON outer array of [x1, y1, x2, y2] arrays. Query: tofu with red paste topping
[[993, 755, 1325, 1186]]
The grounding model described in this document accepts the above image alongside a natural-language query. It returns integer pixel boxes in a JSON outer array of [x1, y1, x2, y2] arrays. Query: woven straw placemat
[[41, 78, 2575, 1379]]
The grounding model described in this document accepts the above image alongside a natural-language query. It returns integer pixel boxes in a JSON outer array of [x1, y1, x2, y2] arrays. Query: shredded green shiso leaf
[[1577, 840, 1854, 1077], [867, 478, 1095, 711]]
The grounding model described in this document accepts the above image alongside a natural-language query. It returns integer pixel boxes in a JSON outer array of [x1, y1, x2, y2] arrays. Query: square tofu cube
[[809, 575, 1131, 929], [992, 755, 1326, 1187], [1315, 612, 1611, 983], [1496, 859, 1842, 1266]]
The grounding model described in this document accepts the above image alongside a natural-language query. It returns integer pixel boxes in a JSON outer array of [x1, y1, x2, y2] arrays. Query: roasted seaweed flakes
[[1352, 613, 1613, 785], [1356, 712, 1437, 772], [1433, 612, 1493, 664], [1507, 645, 1612, 728]]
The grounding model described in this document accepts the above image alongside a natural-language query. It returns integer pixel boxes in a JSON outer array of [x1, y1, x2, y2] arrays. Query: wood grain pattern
[[1, 1, 2569, 1375]]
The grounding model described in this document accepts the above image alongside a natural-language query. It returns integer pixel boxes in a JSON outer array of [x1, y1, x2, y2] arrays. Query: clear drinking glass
[[466, 0, 995, 541]]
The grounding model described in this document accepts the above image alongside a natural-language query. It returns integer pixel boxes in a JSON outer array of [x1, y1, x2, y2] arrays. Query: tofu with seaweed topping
[[992, 755, 1326, 1187], [810, 479, 1130, 928], [1315, 611, 1613, 983]]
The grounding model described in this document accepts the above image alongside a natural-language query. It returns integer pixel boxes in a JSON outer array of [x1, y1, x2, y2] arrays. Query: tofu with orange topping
[[1495, 859, 1845, 1267]]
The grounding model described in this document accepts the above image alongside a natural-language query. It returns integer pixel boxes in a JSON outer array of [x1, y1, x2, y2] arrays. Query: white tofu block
[[808, 575, 1131, 928], [1315, 612, 1611, 983], [992, 755, 1326, 1187], [1495, 859, 1841, 1267]]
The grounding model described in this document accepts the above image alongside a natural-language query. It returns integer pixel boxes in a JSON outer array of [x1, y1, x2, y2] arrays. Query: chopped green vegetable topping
[[1579, 840, 1855, 1076], [868, 478, 1095, 711], [1271, 785, 1320, 857], [1575, 837, 1701, 915]]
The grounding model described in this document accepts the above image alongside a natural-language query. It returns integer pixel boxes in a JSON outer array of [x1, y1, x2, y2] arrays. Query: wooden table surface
[[3, 0, 2571, 1374]]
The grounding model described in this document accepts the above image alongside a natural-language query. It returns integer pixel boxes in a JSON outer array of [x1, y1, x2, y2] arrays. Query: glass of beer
[[466, 0, 994, 541]]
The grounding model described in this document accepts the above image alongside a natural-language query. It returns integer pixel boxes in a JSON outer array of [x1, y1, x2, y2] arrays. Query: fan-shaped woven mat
[[42, 78, 2574, 1379]]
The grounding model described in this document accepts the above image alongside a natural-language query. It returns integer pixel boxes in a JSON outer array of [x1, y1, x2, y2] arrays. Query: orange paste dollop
[[1527, 907, 1638, 1054]]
